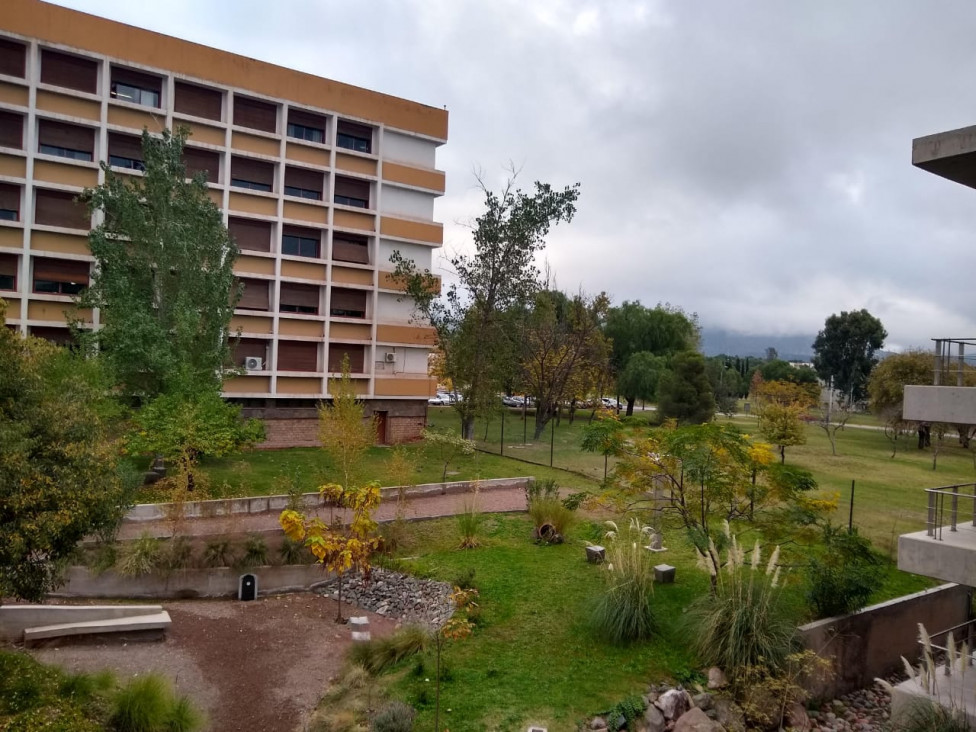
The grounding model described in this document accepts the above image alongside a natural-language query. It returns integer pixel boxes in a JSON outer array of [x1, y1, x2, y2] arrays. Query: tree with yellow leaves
[[752, 380, 817, 463]]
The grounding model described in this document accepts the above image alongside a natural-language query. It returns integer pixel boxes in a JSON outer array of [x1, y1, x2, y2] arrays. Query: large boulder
[[786, 703, 812, 732], [643, 703, 666, 732], [655, 689, 693, 720], [674, 707, 725, 732], [707, 667, 728, 689], [711, 697, 745, 732]]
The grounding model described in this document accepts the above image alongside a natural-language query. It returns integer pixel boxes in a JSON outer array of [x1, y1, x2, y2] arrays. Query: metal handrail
[[920, 617, 976, 675], [925, 484, 976, 539]]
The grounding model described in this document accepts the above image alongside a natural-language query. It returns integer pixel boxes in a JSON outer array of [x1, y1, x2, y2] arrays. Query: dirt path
[[32, 594, 398, 732]]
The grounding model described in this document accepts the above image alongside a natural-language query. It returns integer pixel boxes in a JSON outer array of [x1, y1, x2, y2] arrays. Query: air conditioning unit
[[384, 352, 396, 363], [244, 356, 264, 371]]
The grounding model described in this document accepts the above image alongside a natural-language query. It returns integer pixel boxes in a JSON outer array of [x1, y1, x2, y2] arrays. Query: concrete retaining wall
[[0, 604, 164, 642], [799, 583, 972, 698], [125, 476, 531, 522], [49, 564, 331, 600]]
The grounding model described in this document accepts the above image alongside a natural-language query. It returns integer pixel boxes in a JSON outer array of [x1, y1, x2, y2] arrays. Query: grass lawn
[[335, 512, 930, 732]]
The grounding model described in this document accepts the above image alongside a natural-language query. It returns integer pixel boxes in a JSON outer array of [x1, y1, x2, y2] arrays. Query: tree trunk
[[335, 572, 344, 623], [462, 415, 475, 441], [779, 445, 785, 464], [532, 408, 549, 440], [625, 397, 635, 417]]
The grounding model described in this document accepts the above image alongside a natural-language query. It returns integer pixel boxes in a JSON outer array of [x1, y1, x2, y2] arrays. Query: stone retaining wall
[[125, 476, 531, 522], [49, 564, 331, 600], [799, 583, 972, 698]]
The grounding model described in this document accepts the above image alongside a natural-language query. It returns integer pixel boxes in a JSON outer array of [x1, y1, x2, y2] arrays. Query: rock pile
[[315, 568, 455, 628], [586, 677, 893, 732]]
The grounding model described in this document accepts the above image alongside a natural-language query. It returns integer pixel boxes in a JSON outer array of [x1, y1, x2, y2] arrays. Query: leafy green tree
[[604, 302, 699, 416], [0, 302, 135, 602], [753, 380, 817, 463], [705, 356, 743, 416], [320, 356, 378, 491], [580, 409, 626, 482], [78, 127, 239, 401], [391, 176, 580, 439], [616, 351, 667, 409], [868, 350, 933, 424], [760, 359, 818, 385], [656, 351, 716, 424], [805, 524, 883, 619], [812, 309, 887, 405]]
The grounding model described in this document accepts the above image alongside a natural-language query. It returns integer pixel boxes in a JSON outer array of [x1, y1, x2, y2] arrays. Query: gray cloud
[[57, 0, 976, 349]]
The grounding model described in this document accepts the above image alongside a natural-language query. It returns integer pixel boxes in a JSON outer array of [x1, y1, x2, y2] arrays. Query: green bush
[[159, 537, 194, 573], [109, 674, 202, 732], [456, 494, 483, 549], [234, 534, 268, 569], [527, 497, 576, 541], [371, 700, 416, 732], [690, 534, 794, 674], [452, 567, 477, 590], [806, 524, 884, 619], [278, 537, 306, 565], [590, 519, 657, 643], [350, 626, 429, 675], [116, 534, 162, 577], [201, 539, 233, 568], [87, 542, 119, 576]]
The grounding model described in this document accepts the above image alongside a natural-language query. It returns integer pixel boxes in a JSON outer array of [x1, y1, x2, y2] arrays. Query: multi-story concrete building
[[0, 0, 447, 446]]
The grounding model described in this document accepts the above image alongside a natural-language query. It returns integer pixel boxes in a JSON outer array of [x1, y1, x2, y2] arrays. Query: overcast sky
[[55, 0, 976, 351]]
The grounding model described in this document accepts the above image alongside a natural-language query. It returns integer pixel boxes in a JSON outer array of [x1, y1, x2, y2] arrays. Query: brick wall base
[[259, 414, 426, 449]]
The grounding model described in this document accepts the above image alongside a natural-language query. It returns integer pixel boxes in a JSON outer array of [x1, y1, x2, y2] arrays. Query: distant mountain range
[[700, 329, 815, 361]]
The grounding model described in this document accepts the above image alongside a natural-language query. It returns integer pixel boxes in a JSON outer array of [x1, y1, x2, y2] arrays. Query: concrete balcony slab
[[904, 385, 976, 424], [899, 527, 976, 586]]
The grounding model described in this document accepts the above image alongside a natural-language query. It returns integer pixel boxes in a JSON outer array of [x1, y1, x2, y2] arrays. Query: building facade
[[0, 0, 447, 446]]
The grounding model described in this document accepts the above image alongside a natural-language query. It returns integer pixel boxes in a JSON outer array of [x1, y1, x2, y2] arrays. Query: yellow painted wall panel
[[233, 255, 274, 275], [277, 377, 322, 394], [231, 314, 273, 333], [228, 191, 277, 216], [183, 122, 226, 146], [282, 200, 327, 224], [280, 260, 325, 280], [0, 227, 23, 248], [380, 216, 442, 245], [0, 154, 26, 178], [332, 266, 373, 286], [329, 322, 371, 340], [333, 209, 375, 232], [374, 377, 436, 397], [33, 160, 98, 188], [223, 375, 270, 394], [108, 105, 165, 133], [278, 318, 323, 337], [35, 90, 100, 121], [335, 153, 377, 177], [376, 323, 437, 346], [285, 143, 330, 167], [232, 132, 279, 157], [382, 162, 445, 193], [0, 81, 29, 108], [28, 301, 92, 323], [30, 230, 89, 256]]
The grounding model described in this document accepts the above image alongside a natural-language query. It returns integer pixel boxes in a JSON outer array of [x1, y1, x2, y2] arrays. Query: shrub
[[350, 626, 429, 675], [524, 478, 559, 507], [116, 534, 162, 577], [202, 539, 233, 568], [689, 530, 794, 674], [371, 700, 416, 732], [110, 674, 203, 732], [87, 542, 119, 576], [806, 524, 884, 619], [278, 537, 306, 565], [527, 497, 576, 542], [591, 519, 657, 643], [456, 493, 483, 549], [159, 536, 194, 573], [452, 567, 477, 590], [238, 534, 269, 568]]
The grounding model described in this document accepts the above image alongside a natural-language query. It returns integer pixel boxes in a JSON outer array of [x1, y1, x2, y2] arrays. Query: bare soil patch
[[31, 594, 397, 731]]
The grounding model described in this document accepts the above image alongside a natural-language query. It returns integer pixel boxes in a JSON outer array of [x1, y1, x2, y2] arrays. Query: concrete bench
[[23, 611, 171, 646]]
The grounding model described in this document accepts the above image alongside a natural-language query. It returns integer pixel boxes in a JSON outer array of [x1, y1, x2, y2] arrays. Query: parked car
[[600, 397, 622, 410], [428, 394, 449, 406], [502, 395, 525, 407]]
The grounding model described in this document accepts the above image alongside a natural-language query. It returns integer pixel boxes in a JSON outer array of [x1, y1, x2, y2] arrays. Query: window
[[233, 95, 277, 133], [233, 338, 268, 367], [40, 49, 97, 93], [0, 110, 23, 149], [29, 327, 76, 347], [334, 176, 370, 209], [332, 233, 369, 264], [32, 256, 89, 295], [281, 226, 321, 258], [174, 81, 222, 121], [107, 132, 144, 171], [236, 277, 270, 311], [284, 166, 323, 201], [110, 67, 162, 108], [183, 147, 220, 183], [277, 340, 318, 372], [0, 253, 17, 291], [0, 38, 26, 78], [34, 189, 88, 229], [231, 157, 275, 193], [287, 109, 326, 144], [328, 343, 365, 373], [38, 119, 94, 162], [279, 282, 319, 315], [336, 120, 372, 154], [228, 217, 272, 253], [0, 183, 19, 221], [330, 288, 368, 319]]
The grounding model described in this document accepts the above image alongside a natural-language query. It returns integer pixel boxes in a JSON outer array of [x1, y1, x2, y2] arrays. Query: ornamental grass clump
[[456, 489, 483, 549], [591, 518, 658, 643], [690, 523, 794, 674]]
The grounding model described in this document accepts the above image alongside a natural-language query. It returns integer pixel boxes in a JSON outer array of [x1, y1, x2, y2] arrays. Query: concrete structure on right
[[894, 125, 976, 724]]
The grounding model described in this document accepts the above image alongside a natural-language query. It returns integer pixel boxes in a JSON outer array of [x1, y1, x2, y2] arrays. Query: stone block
[[654, 564, 676, 583], [351, 631, 371, 642], [586, 545, 606, 564]]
